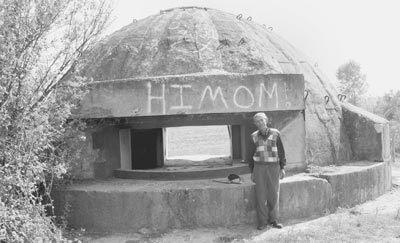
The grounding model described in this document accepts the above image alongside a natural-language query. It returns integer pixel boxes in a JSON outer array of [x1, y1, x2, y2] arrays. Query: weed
[[284, 227, 296, 243], [374, 207, 380, 217], [349, 208, 361, 216], [215, 234, 244, 243]]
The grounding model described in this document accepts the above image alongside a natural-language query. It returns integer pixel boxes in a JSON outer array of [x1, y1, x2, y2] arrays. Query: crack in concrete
[[314, 110, 338, 164], [309, 173, 332, 185]]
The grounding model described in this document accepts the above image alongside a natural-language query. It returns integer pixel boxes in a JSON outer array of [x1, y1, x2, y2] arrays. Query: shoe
[[270, 221, 283, 229], [257, 224, 268, 230]]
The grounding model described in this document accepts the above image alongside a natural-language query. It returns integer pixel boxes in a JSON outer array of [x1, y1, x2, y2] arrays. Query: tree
[[375, 90, 400, 120], [0, 0, 112, 241], [336, 60, 368, 105], [374, 90, 400, 157]]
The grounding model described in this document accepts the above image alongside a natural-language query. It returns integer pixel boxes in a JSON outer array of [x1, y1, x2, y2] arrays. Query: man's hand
[[279, 169, 285, 180], [251, 173, 255, 183]]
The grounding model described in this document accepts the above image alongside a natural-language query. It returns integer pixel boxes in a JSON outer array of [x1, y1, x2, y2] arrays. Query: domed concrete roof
[[84, 6, 309, 79], [83, 6, 352, 166]]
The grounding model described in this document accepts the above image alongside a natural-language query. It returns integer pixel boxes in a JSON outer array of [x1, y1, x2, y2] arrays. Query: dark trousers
[[254, 163, 280, 225]]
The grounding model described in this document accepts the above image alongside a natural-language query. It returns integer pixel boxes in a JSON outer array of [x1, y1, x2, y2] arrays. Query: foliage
[[374, 90, 400, 121], [374, 90, 400, 154], [336, 60, 368, 105], [0, 0, 112, 242]]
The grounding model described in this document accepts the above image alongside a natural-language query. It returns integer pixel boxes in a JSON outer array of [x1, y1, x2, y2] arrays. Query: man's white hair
[[253, 112, 268, 120]]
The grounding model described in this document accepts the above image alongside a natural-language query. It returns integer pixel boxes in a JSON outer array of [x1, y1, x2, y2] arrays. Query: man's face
[[253, 117, 268, 131]]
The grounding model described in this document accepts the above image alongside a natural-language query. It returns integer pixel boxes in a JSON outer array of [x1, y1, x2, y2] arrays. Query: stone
[[138, 227, 151, 235]]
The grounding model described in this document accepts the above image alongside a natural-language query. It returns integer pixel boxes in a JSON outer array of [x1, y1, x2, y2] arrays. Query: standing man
[[249, 112, 286, 230]]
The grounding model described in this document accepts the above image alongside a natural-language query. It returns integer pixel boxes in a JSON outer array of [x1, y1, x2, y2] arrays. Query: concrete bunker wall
[[71, 73, 306, 179], [342, 103, 391, 162], [58, 6, 394, 234], [69, 126, 120, 179], [73, 110, 305, 179], [69, 74, 392, 180], [79, 6, 362, 167], [54, 161, 391, 233], [58, 101, 393, 232]]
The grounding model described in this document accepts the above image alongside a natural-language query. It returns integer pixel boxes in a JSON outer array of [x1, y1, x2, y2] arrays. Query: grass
[[166, 125, 230, 157], [249, 161, 400, 243], [254, 211, 400, 243]]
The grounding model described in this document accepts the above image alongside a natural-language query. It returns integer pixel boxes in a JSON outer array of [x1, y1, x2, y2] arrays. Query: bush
[[0, 0, 112, 241]]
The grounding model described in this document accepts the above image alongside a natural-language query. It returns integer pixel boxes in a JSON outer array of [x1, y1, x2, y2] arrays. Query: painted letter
[[198, 86, 228, 109], [233, 85, 254, 109], [259, 82, 278, 109], [147, 82, 165, 114], [170, 84, 193, 110]]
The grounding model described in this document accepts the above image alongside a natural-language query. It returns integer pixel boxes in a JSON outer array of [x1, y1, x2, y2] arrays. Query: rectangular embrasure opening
[[165, 125, 232, 168]]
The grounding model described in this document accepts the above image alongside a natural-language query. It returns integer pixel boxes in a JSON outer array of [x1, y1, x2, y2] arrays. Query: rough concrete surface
[[75, 110, 307, 179], [113, 162, 250, 180], [55, 161, 391, 234], [80, 7, 354, 166], [63, 161, 399, 243], [317, 162, 391, 210], [342, 103, 390, 162], [79, 74, 304, 118]]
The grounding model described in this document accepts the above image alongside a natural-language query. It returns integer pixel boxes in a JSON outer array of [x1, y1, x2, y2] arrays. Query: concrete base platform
[[53, 161, 392, 233], [114, 162, 250, 180]]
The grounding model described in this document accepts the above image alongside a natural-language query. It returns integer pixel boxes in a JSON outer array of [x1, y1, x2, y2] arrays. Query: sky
[[107, 0, 400, 96]]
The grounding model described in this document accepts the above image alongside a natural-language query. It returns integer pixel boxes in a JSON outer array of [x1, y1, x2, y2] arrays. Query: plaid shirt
[[249, 128, 286, 172]]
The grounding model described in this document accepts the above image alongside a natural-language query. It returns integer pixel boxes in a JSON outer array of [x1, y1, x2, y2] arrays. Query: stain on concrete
[[54, 161, 391, 233], [79, 7, 356, 166]]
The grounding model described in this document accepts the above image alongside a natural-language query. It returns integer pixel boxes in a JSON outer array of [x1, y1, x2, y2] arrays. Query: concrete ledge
[[54, 161, 391, 233], [114, 163, 250, 180], [279, 175, 332, 222], [317, 161, 392, 210]]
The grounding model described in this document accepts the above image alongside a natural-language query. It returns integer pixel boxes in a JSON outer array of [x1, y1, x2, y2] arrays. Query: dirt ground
[[67, 161, 400, 243]]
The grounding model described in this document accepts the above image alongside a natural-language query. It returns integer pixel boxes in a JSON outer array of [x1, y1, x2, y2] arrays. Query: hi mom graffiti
[[147, 82, 279, 114], [81, 74, 304, 118], [145, 75, 304, 116]]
